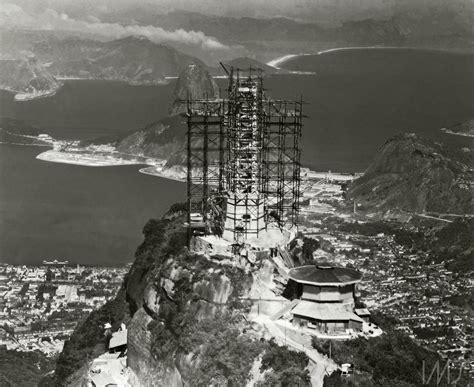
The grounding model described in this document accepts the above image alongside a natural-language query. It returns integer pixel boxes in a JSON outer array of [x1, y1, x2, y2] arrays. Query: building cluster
[[356, 242, 472, 370], [297, 177, 473, 373], [0, 263, 128, 355]]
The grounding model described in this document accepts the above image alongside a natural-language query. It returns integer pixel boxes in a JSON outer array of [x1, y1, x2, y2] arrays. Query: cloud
[[0, 3, 229, 50]]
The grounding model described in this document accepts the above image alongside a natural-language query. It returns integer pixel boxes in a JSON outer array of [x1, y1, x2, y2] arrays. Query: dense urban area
[[2, 172, 472, 381], [298, 172, 473, 376], [0, 168, 471, 387], [0, 263, 128, 355]]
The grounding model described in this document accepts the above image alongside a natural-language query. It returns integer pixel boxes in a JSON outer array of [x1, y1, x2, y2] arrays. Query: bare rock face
[[143, 284, 161, 317], [127, 308, 184, 387], [168, 63, 219, 116], [347, 133, 473, 214], [54, 215, 308, 387], [193, 272, 233, 304], [117, 217, 260, 386]]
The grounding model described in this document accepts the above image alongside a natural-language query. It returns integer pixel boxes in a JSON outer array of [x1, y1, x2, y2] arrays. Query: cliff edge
[[52, 208, 311, 386]]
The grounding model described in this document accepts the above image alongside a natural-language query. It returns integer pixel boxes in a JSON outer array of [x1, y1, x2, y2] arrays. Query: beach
[[36, 149, 187, 181]]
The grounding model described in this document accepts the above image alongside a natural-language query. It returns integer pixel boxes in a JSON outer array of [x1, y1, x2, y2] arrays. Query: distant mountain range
[[0, 1, 472, 95], [115, 7, 473, 50], [347, 133, 473, 215], [0, 32, 206, 87], [110, 7, 473, 63]]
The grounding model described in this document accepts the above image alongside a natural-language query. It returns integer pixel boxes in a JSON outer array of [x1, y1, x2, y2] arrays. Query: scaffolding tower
[[186, 67, 303, 243]]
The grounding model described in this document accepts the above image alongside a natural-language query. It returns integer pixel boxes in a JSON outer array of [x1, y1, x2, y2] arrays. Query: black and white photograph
[[0, 0, 472, 386]]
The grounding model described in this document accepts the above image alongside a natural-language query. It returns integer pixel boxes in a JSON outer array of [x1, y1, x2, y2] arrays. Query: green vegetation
[[0, 348, 55, 387], [0, 117, 41, 136], [18, 283, 29, 297], [144, 241, 260, 385], [126, 218, 177, 315], [289, 235, 321, 266], [429, 218, 473, 273], [0, 117, 50, 145], [150, 311, 263, 385], [314, 331, 452, 387], [338, 221, 424, 248], [51, 207, 313, 386], [53, 288, 128, 384], [37, 283, 58, 302], [338, 218, 474, 273], [260, 340, 311, 386]]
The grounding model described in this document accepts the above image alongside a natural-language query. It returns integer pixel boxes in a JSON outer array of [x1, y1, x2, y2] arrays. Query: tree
[[260, 340, 310, 386]]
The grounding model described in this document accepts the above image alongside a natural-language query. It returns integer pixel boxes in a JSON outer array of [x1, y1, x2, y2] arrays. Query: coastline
[[267, 54, 306, 69], [36, 149, 150, 167], [440, 128, 474, 138], [265, 48, 402, 68], [35, 149, 359, 185], [1, 76, 171, 102], [266, 46, 461, 71], [139, 166, 186, 182], [0, 141, 51, 147], [266, 48, 414, 70], [0, 84, 62, 102], [36, 149, 187, 181], [56, 76, 170, 86], [317, 46, 399, 55], [14, 87, 61, 102]]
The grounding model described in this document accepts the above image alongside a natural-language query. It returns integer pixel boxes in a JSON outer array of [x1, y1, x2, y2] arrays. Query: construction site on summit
[[186, 65, 303, 258], [184, 65, 378, 340]]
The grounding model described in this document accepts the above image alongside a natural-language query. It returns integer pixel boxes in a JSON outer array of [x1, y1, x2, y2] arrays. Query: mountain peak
[[169, 63, 219, 116], [347, 133, 473, 214]]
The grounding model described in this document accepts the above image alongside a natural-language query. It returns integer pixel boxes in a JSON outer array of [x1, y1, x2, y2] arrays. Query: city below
[[1, 172, 471, 375], [0, 263, 128, 356]]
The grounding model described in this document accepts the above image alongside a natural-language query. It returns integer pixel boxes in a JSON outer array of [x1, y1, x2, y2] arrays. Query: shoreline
[[0, 85, 61, 102], [34, 149, 359, 184], [267, 54, 307, 69], [35, 149, 187, 181], [440, 128, 474, 138], [266, 46, 467, 70], [317, 46, 403, 55], [0, 141, 51, 147], [139, 166, 186, 182], [266, 48, 404, 68], [14, 87, 61, 102], [36, 149, 150, 167]]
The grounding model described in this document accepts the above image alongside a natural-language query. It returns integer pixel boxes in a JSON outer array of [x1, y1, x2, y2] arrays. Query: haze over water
[[0, 48, 472, 265]]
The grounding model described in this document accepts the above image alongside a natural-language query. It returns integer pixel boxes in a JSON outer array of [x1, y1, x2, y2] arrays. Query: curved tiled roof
[[288, 264, 362, 286]]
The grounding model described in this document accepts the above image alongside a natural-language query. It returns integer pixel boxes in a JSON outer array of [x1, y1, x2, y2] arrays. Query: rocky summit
[[347, 133, 473, 214], [52, 207, 313, 386], [168, 63, 219, 116], [107, 63, 218, 166]]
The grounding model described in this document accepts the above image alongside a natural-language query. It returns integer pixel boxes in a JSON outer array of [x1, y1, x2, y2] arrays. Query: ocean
[[0, 145, 185, 265], [0, 48, 472, 264]]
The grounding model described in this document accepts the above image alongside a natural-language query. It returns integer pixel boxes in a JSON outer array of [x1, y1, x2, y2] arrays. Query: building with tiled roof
[[288, 264, 367, 334]]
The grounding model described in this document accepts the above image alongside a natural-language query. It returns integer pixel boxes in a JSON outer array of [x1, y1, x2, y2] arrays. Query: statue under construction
[[186, 66, 303, 250]]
